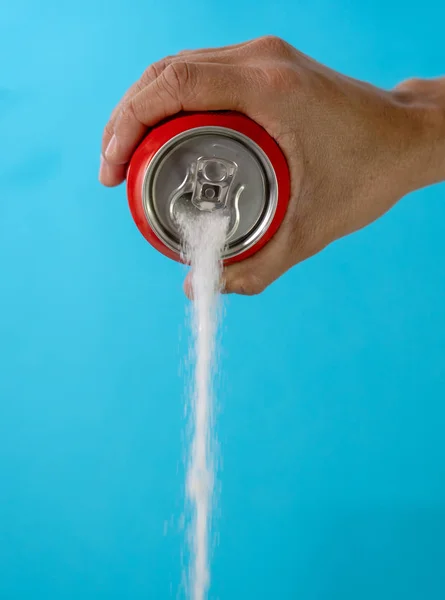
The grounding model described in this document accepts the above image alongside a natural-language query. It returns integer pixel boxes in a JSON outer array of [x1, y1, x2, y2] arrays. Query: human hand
[[100, 36, 445, 295]]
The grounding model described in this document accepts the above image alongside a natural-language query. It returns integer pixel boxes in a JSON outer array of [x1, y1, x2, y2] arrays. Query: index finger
[[105, 61, 249, 166]]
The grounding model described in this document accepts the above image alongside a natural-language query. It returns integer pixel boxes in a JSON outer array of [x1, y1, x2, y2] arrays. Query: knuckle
[[161, 61, 193, 99], [116, 99, 138, 128], [142, 59, 169, 83], [258, 35, 289, 55]]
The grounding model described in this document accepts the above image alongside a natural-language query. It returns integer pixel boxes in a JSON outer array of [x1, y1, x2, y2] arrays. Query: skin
[[99, 36, 445, 296]]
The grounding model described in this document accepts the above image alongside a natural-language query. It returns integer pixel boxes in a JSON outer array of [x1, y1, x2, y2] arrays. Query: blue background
[[1, 1, 445, 598]]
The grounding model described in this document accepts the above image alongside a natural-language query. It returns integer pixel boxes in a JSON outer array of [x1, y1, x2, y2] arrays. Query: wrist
[[391, 82, 445, 191]]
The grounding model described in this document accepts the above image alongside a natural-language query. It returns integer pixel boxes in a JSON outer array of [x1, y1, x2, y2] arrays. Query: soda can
[[127, 112, 290, 264]]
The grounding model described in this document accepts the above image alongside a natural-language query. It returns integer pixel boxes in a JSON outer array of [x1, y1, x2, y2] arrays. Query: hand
[[99, 36, 445, 295]]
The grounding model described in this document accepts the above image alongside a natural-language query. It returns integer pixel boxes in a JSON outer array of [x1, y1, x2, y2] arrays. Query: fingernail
[[98, 155, 116, 186], [105, 134, 117, 160], [99, 155, 105, 182]]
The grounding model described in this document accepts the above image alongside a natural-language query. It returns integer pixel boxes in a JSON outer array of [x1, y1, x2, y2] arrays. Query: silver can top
[[142, 126, 278, 260]]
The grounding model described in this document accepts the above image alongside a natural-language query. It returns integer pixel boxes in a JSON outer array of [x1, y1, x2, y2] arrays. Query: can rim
[[144, 126, 277, 259], [127, 112, 290, 265]]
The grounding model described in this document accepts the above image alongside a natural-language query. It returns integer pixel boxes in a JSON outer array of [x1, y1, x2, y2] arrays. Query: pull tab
[[191, 157, 237, 211]]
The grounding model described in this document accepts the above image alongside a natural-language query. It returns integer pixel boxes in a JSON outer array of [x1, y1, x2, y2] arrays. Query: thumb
[[182, 233, 290, 299], [222, 232, 292, 295]]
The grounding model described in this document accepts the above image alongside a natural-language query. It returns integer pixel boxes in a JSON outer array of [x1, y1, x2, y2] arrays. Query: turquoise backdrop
[[1, 1, 444, 598]]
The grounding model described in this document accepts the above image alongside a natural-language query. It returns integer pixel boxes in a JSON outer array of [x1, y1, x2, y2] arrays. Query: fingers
[[101, 43, 251, 159], [102, 58, 182, 153], [99, 61, 172, 186], [105, 62, 248, 169], [100, 81, 147, 186], [101, 79, 145, 157], [99, 49, 254, 187], [99, 156, 127, 188], [99, 36, 279, 188]]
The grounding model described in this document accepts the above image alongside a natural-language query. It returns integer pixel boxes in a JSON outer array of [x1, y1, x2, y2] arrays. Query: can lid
[[127, 113, 290, 264]]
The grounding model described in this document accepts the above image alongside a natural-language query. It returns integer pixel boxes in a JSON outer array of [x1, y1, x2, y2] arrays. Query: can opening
[[170, 156, 239, 213]]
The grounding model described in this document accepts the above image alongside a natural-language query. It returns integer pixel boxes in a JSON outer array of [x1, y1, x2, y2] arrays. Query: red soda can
[[127, 112, 290, 264]]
